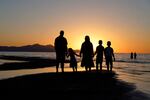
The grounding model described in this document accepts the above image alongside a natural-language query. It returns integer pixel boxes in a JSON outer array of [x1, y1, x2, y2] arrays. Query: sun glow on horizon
[[0, 0, 149, 53]]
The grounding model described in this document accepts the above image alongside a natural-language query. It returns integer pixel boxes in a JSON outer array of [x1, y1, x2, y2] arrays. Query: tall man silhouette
[[54, 30, 68, 72]]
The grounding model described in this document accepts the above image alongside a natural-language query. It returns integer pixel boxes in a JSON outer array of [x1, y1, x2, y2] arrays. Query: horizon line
[[0, 43, 149, 54]]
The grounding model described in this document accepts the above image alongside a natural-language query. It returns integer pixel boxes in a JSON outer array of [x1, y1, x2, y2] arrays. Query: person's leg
[[56, 61, 59, 73], [107, 64, 109, 71], [61, 62, 64, 72], [56, 55, 59, 73], [106, 59, 109, 71], [100, 58, 103, 71], [96, 58, 99, 72], [60, 57, 64, 72], [110, 60, 113, 71], [89, 67, 91, 72], [85, 67, 88, 72], [61, 55, 65, 72], [96, 62, 99, 72], [100, 62, 102, 72], [73, 67, 75, 72], [75, 66, 77, 72], [76, 67, 77, 72], [75, 62, 77, 72]]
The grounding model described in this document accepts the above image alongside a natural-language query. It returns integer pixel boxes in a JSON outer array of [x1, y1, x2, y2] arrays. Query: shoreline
[[0, 56, 66, 70]]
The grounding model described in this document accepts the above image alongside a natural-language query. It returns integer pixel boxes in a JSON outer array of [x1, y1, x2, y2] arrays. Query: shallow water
[[0, 52, 149, 98]]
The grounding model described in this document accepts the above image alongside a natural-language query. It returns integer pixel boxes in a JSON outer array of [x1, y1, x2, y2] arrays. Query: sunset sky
[[0, 0, 150, 53]]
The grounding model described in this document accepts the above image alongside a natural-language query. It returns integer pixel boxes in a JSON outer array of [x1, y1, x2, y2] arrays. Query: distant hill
[[0, 44, 55, 52]]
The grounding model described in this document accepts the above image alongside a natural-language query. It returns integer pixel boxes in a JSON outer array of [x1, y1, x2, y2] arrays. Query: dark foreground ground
[[0, 70, 143, 100]]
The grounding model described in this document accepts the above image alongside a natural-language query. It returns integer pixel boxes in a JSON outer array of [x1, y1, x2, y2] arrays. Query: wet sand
[[0, 70, 139, 100], [0, 56, 63, 70]]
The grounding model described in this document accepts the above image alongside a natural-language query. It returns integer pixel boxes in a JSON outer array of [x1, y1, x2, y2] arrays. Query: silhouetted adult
[[130, 52, 133, 59], [80, 36, 94, 72], [54, 30, 68, 72], [104, 41, 115, 71], [134, 52, 137, 59], [94, 40, 104, 72]]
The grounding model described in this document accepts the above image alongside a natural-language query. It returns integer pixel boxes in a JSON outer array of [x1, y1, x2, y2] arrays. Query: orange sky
[[0, 0, 150, 53]]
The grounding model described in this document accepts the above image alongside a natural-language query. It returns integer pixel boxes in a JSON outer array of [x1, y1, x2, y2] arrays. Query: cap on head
[[107, 41, 111, 46]]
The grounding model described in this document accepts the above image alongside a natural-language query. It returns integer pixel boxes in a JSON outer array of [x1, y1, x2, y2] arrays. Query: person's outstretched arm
[[94, 47, 98, 57], [112, 48, 115, 61], [79, 51, 82, 57], [80, 44, 83, 57], [75, 53, 80, 57], [91, 43, 94, 57]]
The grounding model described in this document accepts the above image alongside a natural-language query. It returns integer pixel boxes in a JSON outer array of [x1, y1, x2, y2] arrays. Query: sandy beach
[[0, 70, 135, 100], [0, 55, 149, 100]]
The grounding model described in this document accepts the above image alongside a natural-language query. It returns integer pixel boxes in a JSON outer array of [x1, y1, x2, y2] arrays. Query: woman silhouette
[[80, 36, 94, 72]]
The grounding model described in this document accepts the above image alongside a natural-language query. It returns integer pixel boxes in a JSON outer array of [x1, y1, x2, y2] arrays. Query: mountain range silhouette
[[0, 44, 55, 52]]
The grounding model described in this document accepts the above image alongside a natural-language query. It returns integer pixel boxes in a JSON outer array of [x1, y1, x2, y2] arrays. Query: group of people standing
[[54, 30, 115, 73]]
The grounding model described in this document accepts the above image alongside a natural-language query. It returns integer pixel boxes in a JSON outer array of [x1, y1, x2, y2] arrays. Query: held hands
[[76, 54, 80, 57], [65, 52, 69, 58], [92, 54, 95, 58], [79, 54, 81, 57], [113, 57, 115, 61], [79, 53, 82, 58]]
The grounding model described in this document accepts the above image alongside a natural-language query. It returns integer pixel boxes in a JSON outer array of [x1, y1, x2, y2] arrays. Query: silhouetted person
[[80, 36, 94, 72], [134, 52, 137, 59], [130, 52, 133, 59], [94, 40, 104, 72], [104, 41, 115, 71], [54, 30, 68, 72], [67, 48, 79, 72]]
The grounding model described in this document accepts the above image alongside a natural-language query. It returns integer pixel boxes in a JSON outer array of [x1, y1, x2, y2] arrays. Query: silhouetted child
[[67, 48, 79, 72], [104, 41, 115, 71], [94, 40, 104, 72]]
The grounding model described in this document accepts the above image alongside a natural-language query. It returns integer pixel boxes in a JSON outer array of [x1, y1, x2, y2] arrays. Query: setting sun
[[0, 0, 149, 53]]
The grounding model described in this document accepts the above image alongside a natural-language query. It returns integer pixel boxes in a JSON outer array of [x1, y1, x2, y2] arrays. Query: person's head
[[85, 35, 90, 42], [99, 40, 103, 45], [107, 41, 111, 47], [59, 30, 64, 37], [68, 48, 73, 53]]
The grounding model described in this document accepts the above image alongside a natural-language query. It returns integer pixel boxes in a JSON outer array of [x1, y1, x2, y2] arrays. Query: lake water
[[0, 52, 150, 98]]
